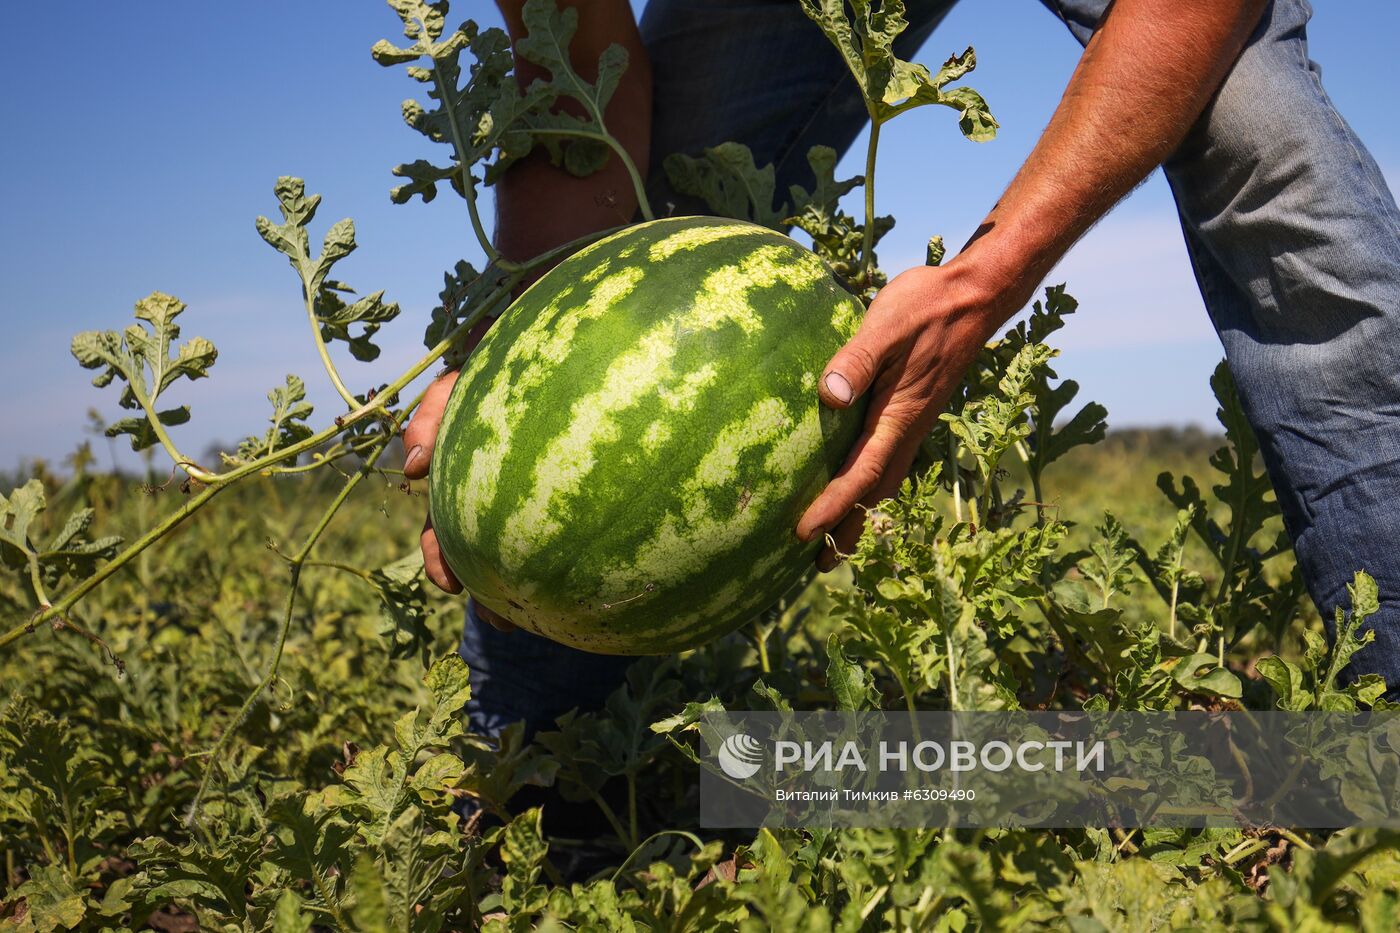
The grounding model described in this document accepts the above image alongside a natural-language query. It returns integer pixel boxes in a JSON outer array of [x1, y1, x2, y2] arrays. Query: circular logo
[[717, 732, 764, 779]]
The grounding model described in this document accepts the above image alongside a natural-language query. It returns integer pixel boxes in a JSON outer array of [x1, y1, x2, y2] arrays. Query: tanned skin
[[404, 0, 1270, 627]]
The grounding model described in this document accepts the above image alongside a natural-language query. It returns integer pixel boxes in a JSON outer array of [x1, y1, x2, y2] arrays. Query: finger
[[817, 317, 901, 410], [475, 601, 517, 633], [420, 516, 463, 594], [403, 370, 460, 479], [796, 393, 909, 541], [817, 439, 922, 571]]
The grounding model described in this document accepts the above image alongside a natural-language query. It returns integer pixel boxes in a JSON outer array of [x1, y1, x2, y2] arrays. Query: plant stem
[[945, 631, 960, 711], [302, 282, 360, 409], [301, 559, 373, 580], [1222, 838, 1267, 865], [627, 771, 639, 853], [427, 51, 501, 265], [0, 484, 224, 650], [1168, 571, 1181, 640], [753, 620, 772, 674], [2, 224, 615, 651], [610, 829, 704, 885], [526, 128, 654, 221], [860, 120, 881, 284], [585, 786, 633, 850], [131, 388, 217, 485]]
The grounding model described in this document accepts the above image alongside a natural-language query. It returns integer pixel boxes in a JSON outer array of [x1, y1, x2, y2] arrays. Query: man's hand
[[796, 261, 1019, 568], [798, 0, 1267, 568]]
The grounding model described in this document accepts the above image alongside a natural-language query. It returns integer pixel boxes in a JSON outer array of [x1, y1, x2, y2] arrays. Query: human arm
[[404, 0, 651, 607], [796, 0, 1270, 567]]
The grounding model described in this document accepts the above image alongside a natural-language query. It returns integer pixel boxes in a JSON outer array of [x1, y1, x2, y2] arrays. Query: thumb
[[818, 327, 887, 410]]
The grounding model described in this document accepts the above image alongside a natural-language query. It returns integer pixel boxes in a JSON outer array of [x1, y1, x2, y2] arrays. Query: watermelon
[[429, 216, 866, 654]]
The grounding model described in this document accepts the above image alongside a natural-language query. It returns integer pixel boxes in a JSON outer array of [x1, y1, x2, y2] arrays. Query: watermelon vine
[[2, 1, 1397, 930]]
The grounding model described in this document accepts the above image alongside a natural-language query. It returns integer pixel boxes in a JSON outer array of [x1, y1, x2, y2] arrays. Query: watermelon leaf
[[256, 178, 402, 366], [515, 0, 630, 178], [232, 374, 315, 463], [375, 5, 541, 195], [71, 291, 217, 454], [787, 145, 894, 287], [663, 142, 789, 229], [797, 0, 997, 136], [423, 259, 512, 368], [366, 553, 432, 665], [826, 634, 879, 710]]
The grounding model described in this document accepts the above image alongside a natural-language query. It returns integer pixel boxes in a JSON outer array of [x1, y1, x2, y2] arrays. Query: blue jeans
[[461, 0, 1400, 735]]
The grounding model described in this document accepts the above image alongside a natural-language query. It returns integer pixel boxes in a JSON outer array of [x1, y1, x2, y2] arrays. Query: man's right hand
[[405, 0, 651, 632]]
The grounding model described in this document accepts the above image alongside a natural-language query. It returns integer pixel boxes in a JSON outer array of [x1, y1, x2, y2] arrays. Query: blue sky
[[3, 1, 1397, 471]]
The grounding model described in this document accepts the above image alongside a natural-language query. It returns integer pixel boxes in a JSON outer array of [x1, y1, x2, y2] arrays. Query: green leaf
[[1014, 287, 1108, 485], [0, 480, 47, 571], [1315, 571, 1387, 709], [126, 834, 264, 922], [0, 699, 127, 866], [271, 888, 314, 933], [314, 282, 402, 363], [347, 809, 462, 933], [367, 553, 432, 664], [785, 145, 893, 285], [826, 634, 878, 711], [265, 792, 355, 912], [941, 340, 1055, 498], [925, 235, 946, 266], [233, 374, 315, 462], [458, 722, 559, 812], [256, 179, 399, 362], [5, 864, 88, 932], [1078, 512, 1140, 609], [499, 808, 549, 917], [514, 0, 629, 177], [376, 6, 542, 192], [663, 142, 788, 228], [1171, 653, 1242, 699], [71, 291, 216, 451], [650, 697, 727, 737], [346, 852, 393, 933], [423, 260, 511, 368], [798, 0, 997, 135], [1256, 656, 1306, 710]]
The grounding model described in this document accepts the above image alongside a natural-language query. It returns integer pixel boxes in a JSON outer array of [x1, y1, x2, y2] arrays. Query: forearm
[[494, 1, 652, 262], [954, 0, 1268, 318]]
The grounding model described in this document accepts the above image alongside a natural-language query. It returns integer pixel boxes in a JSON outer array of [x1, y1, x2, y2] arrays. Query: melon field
[[4, 1, 1400, 930]]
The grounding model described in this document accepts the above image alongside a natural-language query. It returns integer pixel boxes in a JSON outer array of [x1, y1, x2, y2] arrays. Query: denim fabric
[[459, 600, 636, 737], [460, 0, 1400, 735]]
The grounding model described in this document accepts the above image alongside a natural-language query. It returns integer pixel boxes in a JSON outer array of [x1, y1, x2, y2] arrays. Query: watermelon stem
[[752, 619, 773, 675], [423, 49, 502, 268], [526, 127, 655, 223], [860, 120, 881, 287]]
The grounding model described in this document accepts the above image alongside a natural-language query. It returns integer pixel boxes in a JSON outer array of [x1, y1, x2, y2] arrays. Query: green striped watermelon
[[429, 216, 866, 654]]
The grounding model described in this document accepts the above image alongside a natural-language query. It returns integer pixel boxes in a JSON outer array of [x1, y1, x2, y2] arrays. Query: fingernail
[[825, 372, 853, 405], [404, 444, 423, 473], [806, 525, 829, 544]]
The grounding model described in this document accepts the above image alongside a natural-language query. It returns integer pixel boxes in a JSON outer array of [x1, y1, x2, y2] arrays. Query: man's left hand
[[795, 261, 1015, 570]]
